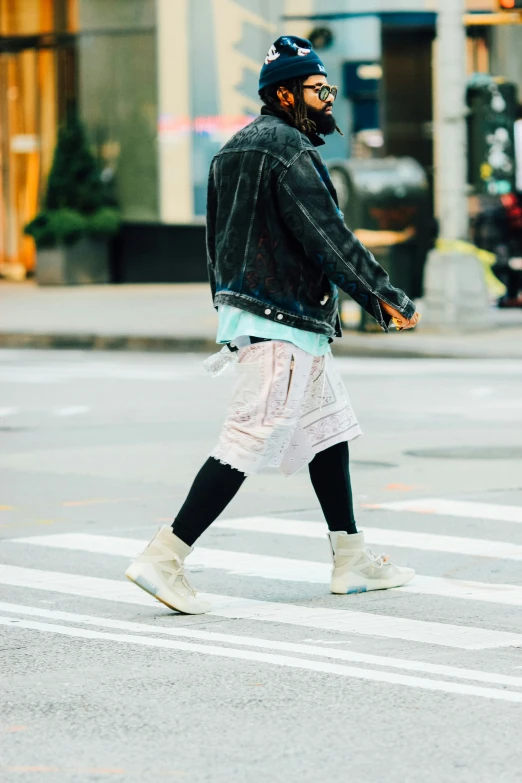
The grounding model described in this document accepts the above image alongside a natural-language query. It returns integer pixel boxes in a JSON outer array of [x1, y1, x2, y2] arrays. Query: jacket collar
[[260, 105, 325, 147]]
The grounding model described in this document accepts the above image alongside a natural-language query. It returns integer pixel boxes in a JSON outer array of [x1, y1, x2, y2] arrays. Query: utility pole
[[422, 0, 491, 329], [435, 0, 468, 241]]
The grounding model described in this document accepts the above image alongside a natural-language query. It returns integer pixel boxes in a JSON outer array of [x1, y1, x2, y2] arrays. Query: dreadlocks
[[259, 78, 316, 136]]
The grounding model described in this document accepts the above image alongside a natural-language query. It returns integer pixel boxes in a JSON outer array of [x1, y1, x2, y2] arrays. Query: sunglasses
[[303, 84, 338, 102]]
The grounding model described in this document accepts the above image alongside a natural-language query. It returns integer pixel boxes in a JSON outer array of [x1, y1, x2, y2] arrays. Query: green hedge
[[24, 117, 121, 249], [25, 207, 121, 249]]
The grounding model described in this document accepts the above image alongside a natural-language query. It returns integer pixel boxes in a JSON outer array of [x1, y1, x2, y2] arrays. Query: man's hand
[[379, 300, 421, 331]]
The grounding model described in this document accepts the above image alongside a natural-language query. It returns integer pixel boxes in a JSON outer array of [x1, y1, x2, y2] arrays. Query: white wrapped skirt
[[211, 340, 362, 476]]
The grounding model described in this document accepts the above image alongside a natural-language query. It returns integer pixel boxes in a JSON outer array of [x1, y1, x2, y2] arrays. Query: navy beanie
[[259, 36, 327, 91]]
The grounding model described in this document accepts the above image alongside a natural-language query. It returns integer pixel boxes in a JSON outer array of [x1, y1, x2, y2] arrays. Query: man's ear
[[277, 86, 294, 108]]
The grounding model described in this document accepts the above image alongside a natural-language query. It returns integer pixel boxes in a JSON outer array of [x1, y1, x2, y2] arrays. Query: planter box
[[36, 238, 110, 286]]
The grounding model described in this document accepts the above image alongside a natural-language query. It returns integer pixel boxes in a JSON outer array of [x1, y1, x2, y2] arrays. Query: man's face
[[301, 74, 337, 135]]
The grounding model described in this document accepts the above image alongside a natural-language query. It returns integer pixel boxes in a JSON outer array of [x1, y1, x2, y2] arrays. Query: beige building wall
[[212, 0, 277, 119], [156, 0, 193, 223], [283, 0, 313, 36]]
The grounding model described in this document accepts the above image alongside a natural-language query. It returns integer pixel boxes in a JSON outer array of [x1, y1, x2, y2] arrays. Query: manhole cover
[[404, 447, 522, 460]]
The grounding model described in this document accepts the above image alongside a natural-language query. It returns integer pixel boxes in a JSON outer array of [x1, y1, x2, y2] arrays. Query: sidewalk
[[1, 281, 522, 358]]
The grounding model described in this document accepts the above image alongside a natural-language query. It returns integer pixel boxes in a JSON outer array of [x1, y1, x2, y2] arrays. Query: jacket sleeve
[[206, 161, 218, 304], [277, 150, 416, 329]]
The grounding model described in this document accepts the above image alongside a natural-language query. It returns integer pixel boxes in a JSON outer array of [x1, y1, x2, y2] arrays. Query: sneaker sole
[[125, 569, 210, 615], [331, 571, 415, 595]]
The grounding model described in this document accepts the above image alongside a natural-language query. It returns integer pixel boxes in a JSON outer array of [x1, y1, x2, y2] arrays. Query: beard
[[306, 104, 337, 136]]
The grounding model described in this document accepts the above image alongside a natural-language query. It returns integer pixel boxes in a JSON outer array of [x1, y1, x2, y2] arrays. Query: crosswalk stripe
[[53, 406, 90, 417], [1, 564, 519, 650], [0, 365, 198, 384], [4, 615, 522, 703], [0, 407, 18, 417], [2, 600, 522, 689], [212, 517, 522, 561], [333, 359, 522, 377], [12, 533, 522, 609], [369, 499, 522, 524]]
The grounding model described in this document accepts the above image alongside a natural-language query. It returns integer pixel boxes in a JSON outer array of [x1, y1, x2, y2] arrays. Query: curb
[[0, 331, 516, 359], [0, 333, 218, 353]]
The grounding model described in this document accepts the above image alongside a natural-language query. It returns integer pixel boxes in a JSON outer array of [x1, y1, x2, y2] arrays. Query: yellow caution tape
[[436, 238, 507, 297]]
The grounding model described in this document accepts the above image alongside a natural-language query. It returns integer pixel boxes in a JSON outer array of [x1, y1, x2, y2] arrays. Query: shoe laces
[[146, 546, 198, 597], [363, 547, 390, 568], [172, 560, 196, 598], [169, 559, 197, 597]]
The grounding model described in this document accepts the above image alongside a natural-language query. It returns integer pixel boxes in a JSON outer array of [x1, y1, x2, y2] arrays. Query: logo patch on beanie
[[280, 37, 311, 57], [265, 45, 280, 64]]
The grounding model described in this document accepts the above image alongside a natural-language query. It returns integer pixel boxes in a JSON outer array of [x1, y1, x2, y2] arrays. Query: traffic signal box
[[467, 80, 518, 196]]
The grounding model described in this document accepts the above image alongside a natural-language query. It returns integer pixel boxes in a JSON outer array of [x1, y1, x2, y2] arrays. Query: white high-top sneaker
[[125, 526, 211, 614], [328, 531, 415, 594]]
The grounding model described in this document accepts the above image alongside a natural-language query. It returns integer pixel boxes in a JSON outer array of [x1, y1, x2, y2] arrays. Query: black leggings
[[172, 441, 357, 547]]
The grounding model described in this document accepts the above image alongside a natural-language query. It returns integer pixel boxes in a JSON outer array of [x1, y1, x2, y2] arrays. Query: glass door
[[0, 0, 77, 278], [0, 48, 45, 275]]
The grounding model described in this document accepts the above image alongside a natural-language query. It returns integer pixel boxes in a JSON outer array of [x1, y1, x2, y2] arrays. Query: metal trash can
[[327, 157, 431, 329]]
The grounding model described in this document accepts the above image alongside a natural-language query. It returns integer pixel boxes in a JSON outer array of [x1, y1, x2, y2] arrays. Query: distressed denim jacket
[[206, 106, 416, 338]]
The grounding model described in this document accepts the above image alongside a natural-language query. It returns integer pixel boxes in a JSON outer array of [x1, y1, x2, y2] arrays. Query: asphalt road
[[1, 348, 522, 783]]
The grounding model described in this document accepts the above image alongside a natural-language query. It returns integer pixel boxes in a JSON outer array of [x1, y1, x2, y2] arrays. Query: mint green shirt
[[217, 305, 331, 357]]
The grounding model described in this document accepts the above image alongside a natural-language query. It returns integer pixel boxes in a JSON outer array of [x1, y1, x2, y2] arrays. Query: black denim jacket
[[206, 106, 416, 337]]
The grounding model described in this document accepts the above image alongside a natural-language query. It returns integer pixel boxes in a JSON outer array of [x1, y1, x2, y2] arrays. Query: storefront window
[[77, 0, 158, 222], [0, 0, 53, 35], [0, 0, 78, 276], [0, 0, 76, 35]]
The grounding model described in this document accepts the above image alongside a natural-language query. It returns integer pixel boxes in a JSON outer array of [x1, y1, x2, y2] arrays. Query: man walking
[[126, 36, 420, 614]]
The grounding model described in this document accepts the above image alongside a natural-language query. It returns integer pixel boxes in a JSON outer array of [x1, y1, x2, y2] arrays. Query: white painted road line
[[13, 533, 522, 609], [333, 359, 522, 377], [213, 517, 522, 561], [0, 407, 18, 417], [0, 365, 199, 384], [369, 499, 522, 525], [2, 601, 522, 690], [0, 564, 521, 650], [53, 406, 90, 417], [2, 615, 522, 704]]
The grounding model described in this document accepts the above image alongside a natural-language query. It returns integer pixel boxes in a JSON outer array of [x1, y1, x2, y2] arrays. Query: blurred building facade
[[0, 0, 520, 282]]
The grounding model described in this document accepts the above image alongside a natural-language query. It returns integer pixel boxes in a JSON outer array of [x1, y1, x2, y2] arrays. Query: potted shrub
[[24, 117, 121, 285]]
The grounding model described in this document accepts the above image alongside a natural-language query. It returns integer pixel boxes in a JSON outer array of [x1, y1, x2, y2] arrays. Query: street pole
[[422, 0, 491, 329], [436, 0, 468, 241]]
